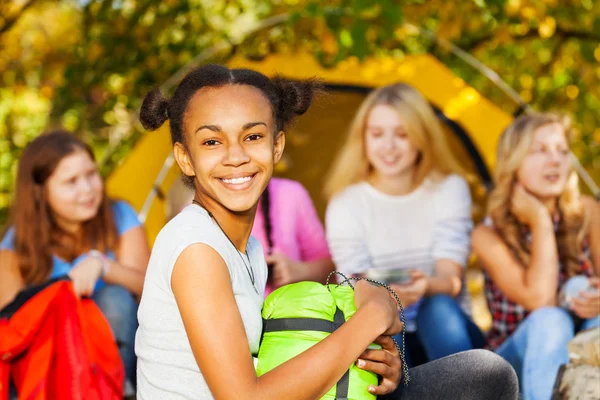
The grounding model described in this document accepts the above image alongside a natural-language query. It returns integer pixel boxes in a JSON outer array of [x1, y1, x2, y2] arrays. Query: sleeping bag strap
[[261, 307, 349, 399]]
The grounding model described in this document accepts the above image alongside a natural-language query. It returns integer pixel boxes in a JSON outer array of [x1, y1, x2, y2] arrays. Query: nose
[[382, 132, 397, 151], [223, 142, 251, 167], [547, 148, 565, 164], [79, 176, 94, 193]]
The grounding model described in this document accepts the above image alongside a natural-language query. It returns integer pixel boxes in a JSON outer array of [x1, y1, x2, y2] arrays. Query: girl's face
[[516, 123, 571, 200], [365, 104, 419, 180], [45, 149, 104, 229], [176, 84, 284, 214]]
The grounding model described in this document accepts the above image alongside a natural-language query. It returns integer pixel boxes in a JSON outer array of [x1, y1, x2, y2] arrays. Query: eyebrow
[[195, 121, 267, 134]]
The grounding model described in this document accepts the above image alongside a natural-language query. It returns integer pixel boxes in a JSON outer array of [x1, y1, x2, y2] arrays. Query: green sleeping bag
[[256, 281, 379, 400]]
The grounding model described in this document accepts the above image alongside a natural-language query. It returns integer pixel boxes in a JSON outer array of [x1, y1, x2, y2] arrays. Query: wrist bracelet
[[88, 250, 109, 278]]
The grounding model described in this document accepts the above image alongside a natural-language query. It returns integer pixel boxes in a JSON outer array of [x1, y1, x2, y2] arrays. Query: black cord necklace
[[192, 199, 258, 295]]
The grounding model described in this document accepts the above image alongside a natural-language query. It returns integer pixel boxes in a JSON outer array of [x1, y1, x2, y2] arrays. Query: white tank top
[[135, 204, 267, 399]]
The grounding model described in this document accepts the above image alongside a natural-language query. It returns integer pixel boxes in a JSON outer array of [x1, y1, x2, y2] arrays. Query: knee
[[519, 307, 574, 358], [525, 307, 574, 340], [469, 350, 519, 397]]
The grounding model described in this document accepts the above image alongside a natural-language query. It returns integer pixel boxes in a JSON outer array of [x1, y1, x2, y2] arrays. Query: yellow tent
[[106, 51, 512, 246]]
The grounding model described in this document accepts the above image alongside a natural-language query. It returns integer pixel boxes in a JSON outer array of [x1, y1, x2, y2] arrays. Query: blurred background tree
[[1, 0, 598, 225]]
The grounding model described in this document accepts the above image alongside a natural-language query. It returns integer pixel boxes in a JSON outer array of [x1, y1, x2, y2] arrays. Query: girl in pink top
[[251, 177, 334, 295]]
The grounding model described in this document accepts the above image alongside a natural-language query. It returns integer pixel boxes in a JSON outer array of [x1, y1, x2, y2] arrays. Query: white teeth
[[221, 176, 252, 185]]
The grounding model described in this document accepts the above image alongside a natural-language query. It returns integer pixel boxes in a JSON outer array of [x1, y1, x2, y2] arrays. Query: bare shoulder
[[581, 195, 600, 216], [472, 223, 502, 248]]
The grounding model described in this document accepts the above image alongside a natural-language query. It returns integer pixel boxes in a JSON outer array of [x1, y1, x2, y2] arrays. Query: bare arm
[[172, 243, 397, 400], [0, 249, 24, 309], [472, 213, 559, 311], [103, 226, 150, 297], [425, 259, 463, 297], [582, 196, 600, 274], [428, 175, 471, 298], [298, 258, 335, 283], [268, 253, 335, 287]]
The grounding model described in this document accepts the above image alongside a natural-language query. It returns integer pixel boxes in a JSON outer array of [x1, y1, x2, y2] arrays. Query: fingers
[[366, 380, 399, 396], [69, 275, 96, 298], [356, 358, 392, 380], [374, 335, 400, 354], [359, 348, 395, 364], [588, 277, 600, 289], [409, 270, 425, 280], [578, 290, 600, 301], [71, 279, 83, 298], [83, 278, 95, 297], [571, 297, 600, 319], [356, 358, 400, 395]]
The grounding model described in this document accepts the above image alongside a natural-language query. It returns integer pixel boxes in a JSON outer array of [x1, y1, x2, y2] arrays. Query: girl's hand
[[511, 184, 549, 226], [354, 280, 403, 336], [356, 335, 401, 396], [571, 277, 600, 319], [68, 254, 104, 297], [390, 270, 428, 308], [266, 252, 305, 287]]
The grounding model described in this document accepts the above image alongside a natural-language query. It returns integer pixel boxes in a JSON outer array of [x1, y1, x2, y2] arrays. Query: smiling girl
[[472, 113, 600, 400]]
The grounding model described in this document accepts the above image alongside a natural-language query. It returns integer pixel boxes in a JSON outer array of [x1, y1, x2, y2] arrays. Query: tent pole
[[138, 153, 175, 223]]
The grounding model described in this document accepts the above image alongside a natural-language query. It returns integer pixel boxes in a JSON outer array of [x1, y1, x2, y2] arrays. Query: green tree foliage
[[1, 0, 598, 225]]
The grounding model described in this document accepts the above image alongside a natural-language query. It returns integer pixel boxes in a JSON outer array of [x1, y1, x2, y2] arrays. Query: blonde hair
[[488, 112, 589, 276], [324, 83, 465, 199]]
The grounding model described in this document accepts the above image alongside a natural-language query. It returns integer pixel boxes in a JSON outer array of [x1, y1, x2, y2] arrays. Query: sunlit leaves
[[0, 0, 599, 225]]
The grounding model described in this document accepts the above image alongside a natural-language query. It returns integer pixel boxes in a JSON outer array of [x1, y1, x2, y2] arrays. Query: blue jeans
[[93, 284, 139, 386], [394, 294, 485, 367], [496, 306, 600, 400], [417, 294, 485, 360]]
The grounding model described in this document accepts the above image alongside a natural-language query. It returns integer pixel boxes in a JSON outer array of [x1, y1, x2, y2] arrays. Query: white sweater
[[325, 174, 473, 331]]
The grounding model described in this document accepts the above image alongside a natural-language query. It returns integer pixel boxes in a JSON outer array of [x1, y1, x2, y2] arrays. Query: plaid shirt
[[483, 220, 594, 350]]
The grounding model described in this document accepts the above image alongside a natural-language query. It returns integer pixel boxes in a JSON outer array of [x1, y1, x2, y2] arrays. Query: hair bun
[[272, 77, 322, 128], [139, 88, 170, 131]]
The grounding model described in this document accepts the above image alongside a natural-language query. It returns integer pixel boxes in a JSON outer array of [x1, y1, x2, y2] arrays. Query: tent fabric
[[257, 281, 379, 400]]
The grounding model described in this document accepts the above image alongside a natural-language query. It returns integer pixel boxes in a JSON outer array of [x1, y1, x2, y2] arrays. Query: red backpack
[[0, 280, 124, 400]]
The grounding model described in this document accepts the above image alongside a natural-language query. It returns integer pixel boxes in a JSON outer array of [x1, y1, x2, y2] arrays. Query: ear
[[173, 142, 196, 180], [273, 131, 286, 164]]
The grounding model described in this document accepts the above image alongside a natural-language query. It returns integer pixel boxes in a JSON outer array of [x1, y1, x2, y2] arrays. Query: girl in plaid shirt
[[472, 113, 600, 400]]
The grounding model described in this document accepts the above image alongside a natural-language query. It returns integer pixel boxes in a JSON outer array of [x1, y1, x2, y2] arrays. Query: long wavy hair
[[324, 83, 465, 199], [5, 131, 118, 285], [488, 113, 589, 276]]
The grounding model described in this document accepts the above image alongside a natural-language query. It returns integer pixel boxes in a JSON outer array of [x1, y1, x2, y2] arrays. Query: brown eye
[[245, 134, 263, 141], [203, 139, 220, 147]]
